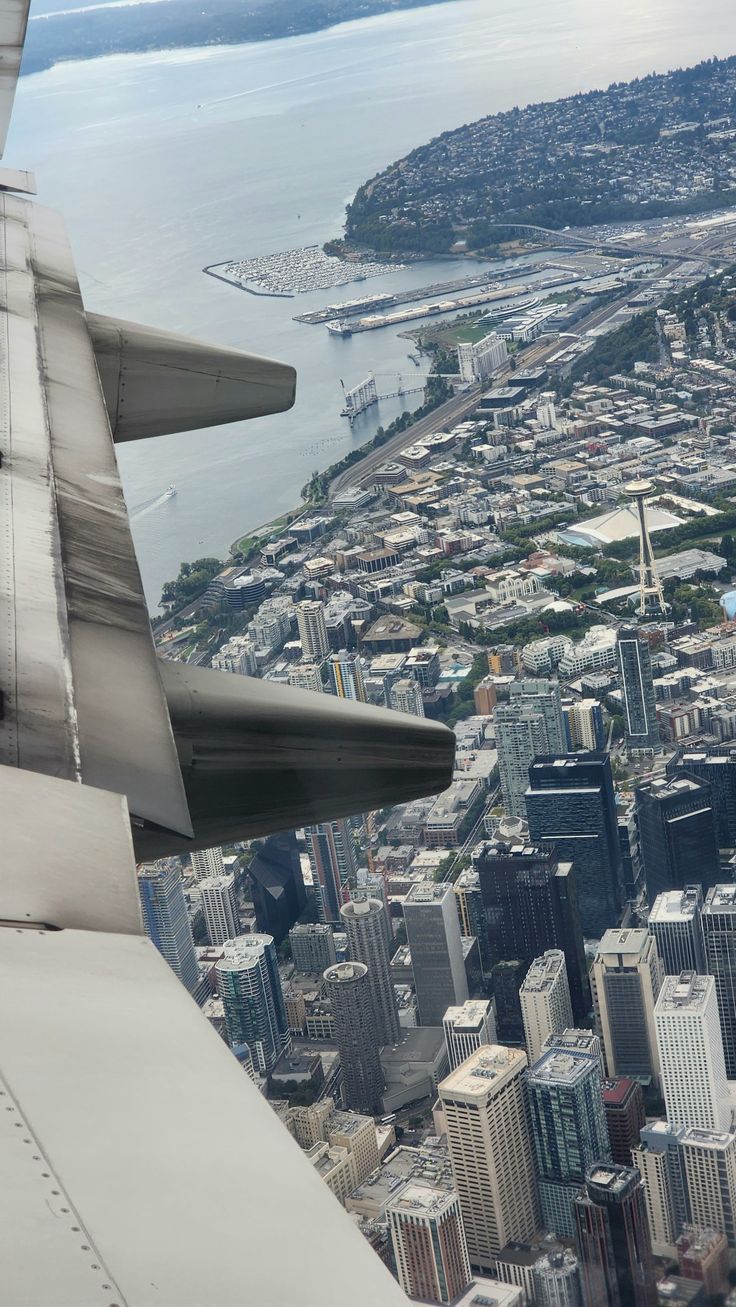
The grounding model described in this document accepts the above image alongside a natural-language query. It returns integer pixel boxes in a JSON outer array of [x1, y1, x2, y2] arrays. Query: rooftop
[[601, 1077, 638, 1106], [443, 1000, 493, 1032], [704, 884, 736, 914], [656, 971, 713, 1013], [649, 887, 702, 923], [520, 950, 566, 994], [405, 880, 453, 905], [528, 1049, 597, 1087], [440, 1045, 526, 1099], [386, 1181, 457, 1219]]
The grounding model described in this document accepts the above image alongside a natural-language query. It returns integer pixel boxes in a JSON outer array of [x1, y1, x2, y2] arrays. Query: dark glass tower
[[248, 831, 306, 943], [668, 747, 736, 849], [527, 1048, 611, 1237], [525, 753, 623, 938], [474, 840, 589, 1021], [574, 1164, 658, 1307], [616, 628, 660, 754], [635, 775, 720, 905], [702, 884, 736, 1079]]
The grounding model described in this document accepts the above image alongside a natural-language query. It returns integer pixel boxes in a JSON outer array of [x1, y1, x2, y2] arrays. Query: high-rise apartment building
[[190, 844, 225, 882], [443, 999, 496, 1071], [473, 840, 589, 1021], [601, 1078, 646, 1167], [532, 1249, 583, 1307], [216, 933, 289, 1074], [297, 599, 330, 661], [636, 775, 720, 905], [574, 1164, 658, 1307], [329, 650, 366, 702], [526, 1048, 611, 1237], [563, 699, 605, 752], [655, 972, 730, 1132], [591, 928, 663, 1087], [137, 861, 200, 994], [649, 887, 706, 975], [387, 1184, 472, 1304], [324, 962, 384, 1114], [289, 922, 337, 974], [525, 753, 623, 938], [404, 882, 468, 1027], [199, 872, 240, 947], [494, 679, 564, 816], [668, 748, 736, 849], [616, 627, 661, 753], [520, 950, 574, 1069], [352, 870, 393, 952], [341, 898, 400, 1047], [389, 677, 425, 717], [439, 1046, 539, 1271], [702, 884, 736, 1079], [681, 1128, 736, 1247], [457, 331, 507, 384], [288, 661, 324, 694], [633, 1123, 690, 1259], [305, 819, 357, 923]]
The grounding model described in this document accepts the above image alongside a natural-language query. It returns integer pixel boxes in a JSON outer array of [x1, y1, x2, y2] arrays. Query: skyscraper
[[526, 1048, 611, 1237], [520, 951, 574, 1069], [454, 868, 491, 976], [216, 933, 289, 1074], [137, 861, 200, 994], [632, 1122, 690, 1259], [591, 929, 663, 1088], [288, 661, 324, 694], [525, 753, 623, 938], [297, 599, 330, 661], [324, 962, 384, 1115], [439, 1046, 539, 1270], [190, 844, 225, 882], [249, 831, 306, 943], [494, 679, 565, 816], [681, 1129, 736, 1247], [654, 972, 730, 1132], [329, 650, 367, 702], [601, 1079, 645, 1167], [443, 999, 496, 1071], [616, 627, 660, 754], [473, 840, 589, 1022], [648, 887, 706, 975], [289, 922, 337, 974], [305, 819, 357, 923], [668, 748, 736, 849], [532, 1250, 583, 1307], [387, 1184, 472, 1304], [574, 1165, 658, 1307], [563, 699, 605, 752], [340, 898, 400, 1047], [702, 884, 736, 1079], [636, 775, 720, 905], [403, 882, 469, 1027], [389, 677, 425, 717], [199, 872, 240, 947]]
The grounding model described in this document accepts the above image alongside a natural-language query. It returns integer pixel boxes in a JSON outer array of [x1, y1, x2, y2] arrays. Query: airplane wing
[[0, 5, 455, 1301]]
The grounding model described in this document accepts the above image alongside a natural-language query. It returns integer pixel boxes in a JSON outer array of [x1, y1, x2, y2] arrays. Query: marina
[[204, 245, 402, 297]]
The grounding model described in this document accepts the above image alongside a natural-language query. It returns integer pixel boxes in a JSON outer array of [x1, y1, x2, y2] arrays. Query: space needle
[[624, 480, 667, 617]]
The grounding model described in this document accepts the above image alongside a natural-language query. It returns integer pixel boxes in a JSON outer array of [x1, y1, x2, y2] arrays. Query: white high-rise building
[[443, 999, 496, 1071], [404, 882, 468, 1027], [439, 1046, 539, 1271], [520, 950, 574, 1069], [190, 845, 225, 882], [297, 600, 330, 661], [649, 887, 706, 976], [200, 873, 240, 948], [389, 677, 425, 718], [456, 332, 508, 384], [681, 1128, 736, 1247], [137, 861, 200, 995], [288, 661, 324, 694], [654, 971, 731, 1132], [494, 680, 564, 818], [591, 928, 663, 1089]]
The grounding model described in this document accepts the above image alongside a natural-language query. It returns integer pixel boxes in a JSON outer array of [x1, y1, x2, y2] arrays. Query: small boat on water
[[164, 484, 177, 499]]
